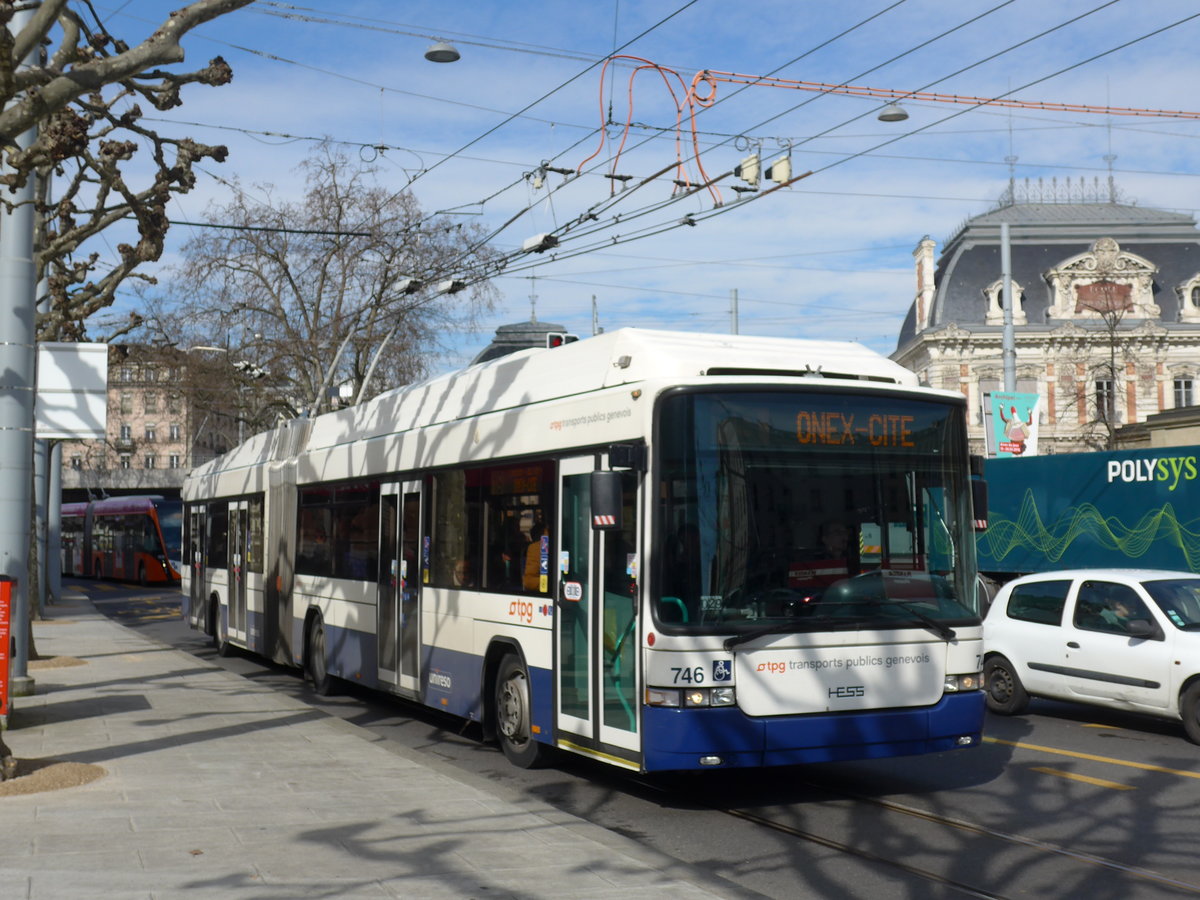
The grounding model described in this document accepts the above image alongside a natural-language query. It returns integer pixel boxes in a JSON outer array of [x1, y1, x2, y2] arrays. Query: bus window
[[296, 482, 379, 580], [207, 503, 228, 569], [431, 463, 553, 594]]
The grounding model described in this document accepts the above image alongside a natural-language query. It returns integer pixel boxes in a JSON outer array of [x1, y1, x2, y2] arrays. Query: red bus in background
[[62, 496, 183, 585]]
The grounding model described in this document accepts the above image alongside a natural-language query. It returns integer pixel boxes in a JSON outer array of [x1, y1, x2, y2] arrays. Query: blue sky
[[94, 0, 1200, 369]]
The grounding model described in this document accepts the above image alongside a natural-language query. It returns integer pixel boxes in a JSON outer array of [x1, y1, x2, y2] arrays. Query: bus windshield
[[154, 499, 184, 562], [655, 388, 980, 636]]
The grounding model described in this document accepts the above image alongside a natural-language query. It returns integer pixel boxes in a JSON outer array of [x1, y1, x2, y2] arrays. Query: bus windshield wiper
[[723, 615, 847, 650], [864, 597, 957, 641]]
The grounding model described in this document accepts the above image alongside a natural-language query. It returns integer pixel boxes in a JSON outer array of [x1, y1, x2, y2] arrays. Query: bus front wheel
[[307, 616, 336, 696], [495, 653, 548, 769]]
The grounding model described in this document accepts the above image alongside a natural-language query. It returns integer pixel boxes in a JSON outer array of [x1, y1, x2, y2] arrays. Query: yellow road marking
[[986, 736, 1200, 780], [1030, 766, 1136, 790]]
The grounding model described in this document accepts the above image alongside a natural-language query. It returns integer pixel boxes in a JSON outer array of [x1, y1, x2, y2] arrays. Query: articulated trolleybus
[[182, 329, 986, 772]]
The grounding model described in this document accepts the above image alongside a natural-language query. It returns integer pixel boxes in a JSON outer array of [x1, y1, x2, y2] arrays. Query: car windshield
[[654, 388, 980, 636], [1142, 578, 1200, 628]]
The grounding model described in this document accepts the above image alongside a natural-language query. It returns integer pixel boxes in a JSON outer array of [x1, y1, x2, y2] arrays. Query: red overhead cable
[[702, 70, 1200, 120]]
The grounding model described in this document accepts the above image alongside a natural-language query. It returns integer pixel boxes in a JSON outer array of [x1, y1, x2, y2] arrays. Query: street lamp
[[424, 41, 460, 63]]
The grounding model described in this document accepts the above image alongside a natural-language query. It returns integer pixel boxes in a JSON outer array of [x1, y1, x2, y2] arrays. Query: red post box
[[0, 577, 11, 718]]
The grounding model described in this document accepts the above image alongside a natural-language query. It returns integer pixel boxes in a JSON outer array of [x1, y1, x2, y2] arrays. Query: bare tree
[[0, 0, 253, 781], [0, 0, 254, 342], [1085, 301, 1132, 451], [169, 145, 499, 419]]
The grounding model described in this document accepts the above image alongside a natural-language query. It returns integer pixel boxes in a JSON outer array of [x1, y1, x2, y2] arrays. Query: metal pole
[[730, 288, 739, 335], [0, 5, 38, 696], [33, 439, 46, 619], [47, 442, 61, 606], [1001, 222, 1016, 392]]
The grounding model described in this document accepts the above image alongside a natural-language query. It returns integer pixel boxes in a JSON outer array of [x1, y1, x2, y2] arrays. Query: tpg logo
[[1106, 457, 1198, 492], [508, 600, 535, 624]]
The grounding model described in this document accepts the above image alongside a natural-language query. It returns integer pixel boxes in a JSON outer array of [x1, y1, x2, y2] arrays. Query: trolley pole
[[0, 5, 38, 696]]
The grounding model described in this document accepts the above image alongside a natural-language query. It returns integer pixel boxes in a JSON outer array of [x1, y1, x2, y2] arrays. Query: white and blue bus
[[181, 328, 986, 772]]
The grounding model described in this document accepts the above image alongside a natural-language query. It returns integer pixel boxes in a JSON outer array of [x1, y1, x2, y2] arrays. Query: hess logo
[[829, 685, 865, 698], [509, 600, 535, 623]]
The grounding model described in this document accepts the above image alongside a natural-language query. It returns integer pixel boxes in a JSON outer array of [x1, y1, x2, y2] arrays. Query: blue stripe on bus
[[641, 692, 984, 770], [420, 644, 554, 744]]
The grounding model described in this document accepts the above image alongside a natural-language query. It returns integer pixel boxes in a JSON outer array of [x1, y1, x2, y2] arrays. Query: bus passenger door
[[378, 481, 421, 696], [228, 500, 249, 644], [556, 456, 640, 760], [187, 505, 206, 630]]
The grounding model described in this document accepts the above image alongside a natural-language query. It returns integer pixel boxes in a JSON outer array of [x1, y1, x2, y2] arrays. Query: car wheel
[[1180, 682, 1200, 744], [494, 653, 549, 769], [984, 654, 1030, 715]]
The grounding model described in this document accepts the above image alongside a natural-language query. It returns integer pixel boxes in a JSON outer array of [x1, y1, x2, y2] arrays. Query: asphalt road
[[73, 580, 1200, 899]]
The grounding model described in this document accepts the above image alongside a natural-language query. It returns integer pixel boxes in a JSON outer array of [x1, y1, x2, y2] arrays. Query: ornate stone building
[[892, 180, 1200, 455], [61, 344, 240, 500]]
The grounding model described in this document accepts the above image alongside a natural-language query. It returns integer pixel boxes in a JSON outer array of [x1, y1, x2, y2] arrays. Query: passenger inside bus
[[524, 521, 548, 592]]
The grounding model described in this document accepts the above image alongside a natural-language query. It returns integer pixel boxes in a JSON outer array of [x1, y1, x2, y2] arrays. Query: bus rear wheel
[[495, 654, 548, 769], [307, 616, 336, 696], [208, 598, 232, 657]]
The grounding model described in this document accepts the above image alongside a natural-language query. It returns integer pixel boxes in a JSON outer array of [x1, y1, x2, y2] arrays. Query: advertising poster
[[987, 391, 1041, 458]]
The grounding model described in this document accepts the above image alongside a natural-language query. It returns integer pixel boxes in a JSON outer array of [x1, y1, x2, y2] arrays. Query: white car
[[983, 569, 1200, 743]]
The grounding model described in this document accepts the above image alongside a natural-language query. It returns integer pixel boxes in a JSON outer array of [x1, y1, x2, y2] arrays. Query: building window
[[1175, 378, 1195, 409], [70, 456, 82, 470], [119, 392, 133, 414], [119, 423, 132, 441], [145, 424, 157, 442], [119, 365, 133, 382], [169, 454, 181, 469], [1096, 378, 1116, 421], [145, 393, 159, 413], [167, 393, 181, 414], [169, 423, 181, 441], [144, 455, 156, 469], [120, 454, 131, 469]]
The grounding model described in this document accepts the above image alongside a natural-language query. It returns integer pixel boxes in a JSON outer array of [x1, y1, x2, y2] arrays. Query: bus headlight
[[646, 686, 737, 707], [646, 687, 681, 707], [944, 673, 982, 692], [710, 687, 736, 707]]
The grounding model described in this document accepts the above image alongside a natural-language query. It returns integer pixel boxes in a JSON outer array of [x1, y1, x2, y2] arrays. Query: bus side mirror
[[970, 454, 988, 532], [590, 471, 622, 531], [972, 479, 989, 531]]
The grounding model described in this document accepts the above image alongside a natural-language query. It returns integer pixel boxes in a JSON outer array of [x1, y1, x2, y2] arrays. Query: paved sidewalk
[[0, 594, 739, 899]]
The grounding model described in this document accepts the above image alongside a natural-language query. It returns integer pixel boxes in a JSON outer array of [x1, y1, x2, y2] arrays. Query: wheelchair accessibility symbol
[[712, 659, 732, 682]]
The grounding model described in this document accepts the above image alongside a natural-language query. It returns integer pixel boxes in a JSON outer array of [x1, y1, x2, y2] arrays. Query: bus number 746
[[671, 666, 705, 684]]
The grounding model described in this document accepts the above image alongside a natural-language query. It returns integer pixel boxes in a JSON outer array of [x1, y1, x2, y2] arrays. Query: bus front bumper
[[641, 691, 985, 771]]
